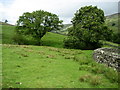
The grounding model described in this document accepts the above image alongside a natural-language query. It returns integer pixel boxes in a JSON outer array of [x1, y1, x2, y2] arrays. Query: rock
[[93, 48, 120, 71]]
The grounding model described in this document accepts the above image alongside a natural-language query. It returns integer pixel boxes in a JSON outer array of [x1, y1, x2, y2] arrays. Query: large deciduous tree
[[64, 6, 113, 50], [16, 10, 63, 45]]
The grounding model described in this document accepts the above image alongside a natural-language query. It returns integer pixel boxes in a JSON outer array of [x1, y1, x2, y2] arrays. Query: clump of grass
[[73, 56, 79, 62], [79, 59, 91, 65], [104, 68, 118, 83], [46, 55, 55, 58], [48, 48, 59, 52], [79, 65, 91, 71], [64, 56, 75, 59], [79, 74, 101, 86], [75, 50, 83, 54], [21, 53, 28, 57], [91, 63, 118, 83], [79, 74, 92, 82], [24, 49, 34, 52], [37, 51, 45, 55], [91, 65, 106, 74], [90, 76, 101, 86]]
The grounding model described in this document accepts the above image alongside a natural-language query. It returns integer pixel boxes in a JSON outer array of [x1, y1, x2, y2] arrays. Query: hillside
[[0, 25, 15, 44], [1, 24, 66, 48], [0, 21, 14, 26], [51, 13, 119, 36], [105, 13, 119, 34], [1, 24, 119, 88], [52, 24, 72, 35]]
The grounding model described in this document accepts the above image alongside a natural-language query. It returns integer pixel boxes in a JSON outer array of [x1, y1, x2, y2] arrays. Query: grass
[[2, 44, 118, 88], [100, 40, 120, 48], [1, 24, 119, 88], [105, 13, 119, 34], [41, 32, 66, 48], [1, 24, 66, 48], [0, 25, 15, 44]]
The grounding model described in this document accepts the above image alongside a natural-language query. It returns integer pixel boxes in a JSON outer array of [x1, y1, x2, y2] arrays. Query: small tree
[[64, 6, 113, 49], [5, 20, 8, 23], [16, 10, 63, 45]]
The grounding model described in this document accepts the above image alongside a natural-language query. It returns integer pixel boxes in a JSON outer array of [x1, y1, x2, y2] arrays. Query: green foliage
[[16, 10, 63, 45], [12, 34, 38, 45], [111, 33, 120, 44], [5, 20, 8, 23], [12, 34, 27, 45], [64, 6, 113, 50]]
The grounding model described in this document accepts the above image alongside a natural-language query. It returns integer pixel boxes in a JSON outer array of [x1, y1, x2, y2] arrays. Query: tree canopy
[[16, 10, 63, 45], [64, 6, 113, 50]]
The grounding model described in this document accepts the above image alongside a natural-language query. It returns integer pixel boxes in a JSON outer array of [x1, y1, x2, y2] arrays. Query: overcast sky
[[0, 0, 119, 25]]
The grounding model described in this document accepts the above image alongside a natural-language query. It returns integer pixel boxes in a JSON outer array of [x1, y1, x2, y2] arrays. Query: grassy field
[[2, 44, 118, 88], [1, 24, 119, 88]]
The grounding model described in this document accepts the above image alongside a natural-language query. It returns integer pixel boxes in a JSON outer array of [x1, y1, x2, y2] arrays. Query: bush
[[13, 34, 39, 45], [64, 36, 102, 50], [104, 68, 118, 83], [91, 64, 106, 74], [112, 33, 120, 44], [64, 36, 82, 49], [13, 34, 27, 45]]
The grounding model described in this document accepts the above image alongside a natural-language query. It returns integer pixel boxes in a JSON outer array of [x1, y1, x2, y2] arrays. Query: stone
[[93, 47, 120, 71]]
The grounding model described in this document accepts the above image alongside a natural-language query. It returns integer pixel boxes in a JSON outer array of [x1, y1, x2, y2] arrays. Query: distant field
[[0, 25, 15, 44], [105, 13, 119, 34]]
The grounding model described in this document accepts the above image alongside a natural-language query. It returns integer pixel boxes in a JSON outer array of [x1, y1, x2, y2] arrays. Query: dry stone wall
[[93, 48, 120, 71]]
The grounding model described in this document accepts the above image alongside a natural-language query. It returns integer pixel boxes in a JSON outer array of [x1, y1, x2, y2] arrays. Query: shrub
[[104, 68, 118, 83], [13, 34, 27, 45], [90, 76, 101, 86], [91, 64, 106, 74], [79, 74, 101, 86], [79, 59, 92, 65], [13, 34, 38, 45], [112, 33, 120, 44], [112, 23, 116, 26], [64, 36, 82, 49]]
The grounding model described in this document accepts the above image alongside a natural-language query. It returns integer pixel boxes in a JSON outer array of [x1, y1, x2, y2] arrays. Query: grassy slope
[[2, 24, 119, 88], [0, 25, 1, 89], [2, 44, 118, 88], [41, 32, 65, 48], [0, 25, 15, 44], [105, 13, 119, 34]]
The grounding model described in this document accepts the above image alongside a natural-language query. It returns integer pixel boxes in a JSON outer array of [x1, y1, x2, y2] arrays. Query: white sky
[[0, 0, 119, 25]]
